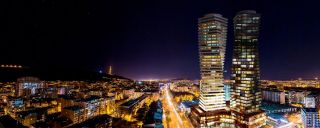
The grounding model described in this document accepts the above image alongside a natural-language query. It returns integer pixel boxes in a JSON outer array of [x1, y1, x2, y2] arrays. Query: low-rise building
[[118, 95, 147, 121], [303, 93, 318, 108], [179, 100, 199, 114], [15, 107, 52, 126], [6, 97, 24, 115], [61, 106, 86, 124], [143, 100, 163, 128], [261, 102, 298, 114], [287, 90, 309, 104], [262, 90, 285, 104], [16, 77, 45, 97], [76, 96, 107, 119]]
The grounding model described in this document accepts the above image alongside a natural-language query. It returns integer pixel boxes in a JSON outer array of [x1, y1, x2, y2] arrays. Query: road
[[162, 85, 193, 128]]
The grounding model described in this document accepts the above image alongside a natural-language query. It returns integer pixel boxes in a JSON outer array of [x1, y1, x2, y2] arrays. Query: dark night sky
[[4, 0, 320, 80]]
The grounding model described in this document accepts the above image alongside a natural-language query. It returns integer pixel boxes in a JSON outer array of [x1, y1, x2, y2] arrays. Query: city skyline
[[3, 1, 320, 127], [4, 1, 320, 80]]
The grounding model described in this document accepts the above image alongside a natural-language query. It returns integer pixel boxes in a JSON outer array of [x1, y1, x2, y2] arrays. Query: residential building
[[16, 77, 45, 97], [262, 90, 285, 104], [301, 108, 320, 128]]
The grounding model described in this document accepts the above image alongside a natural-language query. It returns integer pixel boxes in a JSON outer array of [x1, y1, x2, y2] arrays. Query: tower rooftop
[[203, 13, 223, 18], [237, 10, 257, 14]]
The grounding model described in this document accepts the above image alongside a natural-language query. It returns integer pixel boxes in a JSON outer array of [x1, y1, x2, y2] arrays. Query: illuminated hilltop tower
[[231, 10, 266, 128], [107, 65, 113, 75]]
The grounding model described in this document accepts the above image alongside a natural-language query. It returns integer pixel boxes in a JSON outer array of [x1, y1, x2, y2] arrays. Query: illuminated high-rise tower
[[191, 13, 232, 127], [198, 13, 227, 112], [231, 10, 266, 128]]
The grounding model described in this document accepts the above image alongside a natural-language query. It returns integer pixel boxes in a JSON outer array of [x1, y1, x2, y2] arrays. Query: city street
[[162, 86, 193, 128]]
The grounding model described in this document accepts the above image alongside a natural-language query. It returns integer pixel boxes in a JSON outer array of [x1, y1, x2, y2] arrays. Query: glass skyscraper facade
[[198, 13, 227, 112], [231, 10, 266, 128], [190, 13, 232, 128], [224, 84, 231, 101]]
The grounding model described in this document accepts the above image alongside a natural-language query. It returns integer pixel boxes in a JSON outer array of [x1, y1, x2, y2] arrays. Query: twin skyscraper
[[191, 10, 266, 128]]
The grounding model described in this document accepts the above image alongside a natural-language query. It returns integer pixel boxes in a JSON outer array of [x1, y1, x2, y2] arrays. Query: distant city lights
[[0, 64, 23, 68]]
